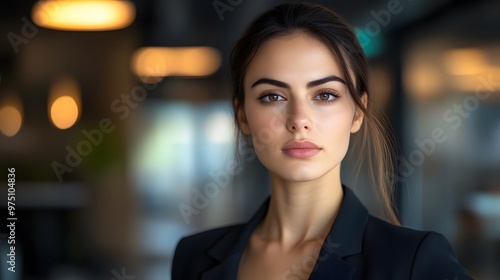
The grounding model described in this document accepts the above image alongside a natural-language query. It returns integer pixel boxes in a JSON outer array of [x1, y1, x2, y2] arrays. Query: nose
[[286, 101, 312, 133]]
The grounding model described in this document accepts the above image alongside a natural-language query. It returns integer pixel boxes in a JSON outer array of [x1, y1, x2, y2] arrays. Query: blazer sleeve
[[410, 232, 473, 280], [171, 237, 188, 280]]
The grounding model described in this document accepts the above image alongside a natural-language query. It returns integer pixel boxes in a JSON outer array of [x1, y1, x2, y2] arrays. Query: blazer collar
[[201, 185, 369, 280]]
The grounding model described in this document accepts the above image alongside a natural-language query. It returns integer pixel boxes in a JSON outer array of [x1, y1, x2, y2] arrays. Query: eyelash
[[257, 90, 341, 105]]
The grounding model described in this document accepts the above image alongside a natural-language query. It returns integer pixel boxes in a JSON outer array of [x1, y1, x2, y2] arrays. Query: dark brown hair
[[229, 2, 399, 224]]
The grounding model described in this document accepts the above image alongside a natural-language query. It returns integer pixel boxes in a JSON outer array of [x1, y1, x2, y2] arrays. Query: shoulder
[[361, 216, 472, 279], [171, 223, 243, 279], [364, 215, 429, 247]]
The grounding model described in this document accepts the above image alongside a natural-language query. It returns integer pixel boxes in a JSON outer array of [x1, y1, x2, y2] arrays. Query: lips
[[282, 140, 321, 158]]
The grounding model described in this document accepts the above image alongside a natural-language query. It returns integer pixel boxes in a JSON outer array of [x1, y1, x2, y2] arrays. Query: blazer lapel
[[201, 196, 271, 280], [309, 255, 356, 280], [309, 186, 370, 280], [201, 186, 369, 280], [200, 254, 241, 280]]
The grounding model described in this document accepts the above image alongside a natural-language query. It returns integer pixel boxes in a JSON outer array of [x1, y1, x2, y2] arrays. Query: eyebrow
[[250, 75, 346, 89]]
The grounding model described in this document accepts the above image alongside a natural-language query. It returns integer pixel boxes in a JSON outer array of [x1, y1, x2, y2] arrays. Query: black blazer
[[172, 186, 473, 279]]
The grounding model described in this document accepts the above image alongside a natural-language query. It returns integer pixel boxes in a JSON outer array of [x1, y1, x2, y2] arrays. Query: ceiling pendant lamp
[[32, 0, 136, 31]]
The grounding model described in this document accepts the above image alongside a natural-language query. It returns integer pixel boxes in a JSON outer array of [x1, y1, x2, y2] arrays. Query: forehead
[[244, 32, 345, 86]]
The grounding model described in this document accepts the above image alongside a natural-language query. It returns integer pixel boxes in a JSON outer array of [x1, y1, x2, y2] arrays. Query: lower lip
[[282, 148, 321, 158]]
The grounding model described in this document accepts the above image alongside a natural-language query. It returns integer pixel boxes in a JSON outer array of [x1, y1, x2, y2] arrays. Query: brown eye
[[319, 93, 330, 100], [269, 94, 279, 101], [258, 93, 285, 104], [314, 91, 340, 103]]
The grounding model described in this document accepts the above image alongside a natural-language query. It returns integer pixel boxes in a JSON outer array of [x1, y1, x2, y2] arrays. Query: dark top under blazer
[[172, 186, 473, 280]]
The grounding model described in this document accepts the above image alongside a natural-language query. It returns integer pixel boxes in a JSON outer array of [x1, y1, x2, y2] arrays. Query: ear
[[350, 93, 367, 133], [234, 99, 251, 135]]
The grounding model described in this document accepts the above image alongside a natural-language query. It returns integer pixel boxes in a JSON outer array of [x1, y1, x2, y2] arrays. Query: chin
[[270, 165, 334, 183], [256, 153, 340, 183]]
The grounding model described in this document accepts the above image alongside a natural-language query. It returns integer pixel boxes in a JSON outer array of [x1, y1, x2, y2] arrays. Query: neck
[[256, 168, 344, 249]]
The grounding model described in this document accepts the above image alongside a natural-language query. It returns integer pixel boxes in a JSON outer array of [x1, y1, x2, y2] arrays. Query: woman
[[172, 2, 472, 279]]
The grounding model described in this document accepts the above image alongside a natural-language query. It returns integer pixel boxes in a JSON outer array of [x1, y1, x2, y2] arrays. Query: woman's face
[[238, 32, 366, 182]]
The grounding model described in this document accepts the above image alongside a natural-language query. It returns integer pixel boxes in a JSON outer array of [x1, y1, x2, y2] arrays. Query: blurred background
[[0, 0, 499, 279]]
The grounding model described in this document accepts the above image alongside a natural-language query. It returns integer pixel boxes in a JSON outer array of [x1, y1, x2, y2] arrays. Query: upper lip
[[282, 140, 321, 150]]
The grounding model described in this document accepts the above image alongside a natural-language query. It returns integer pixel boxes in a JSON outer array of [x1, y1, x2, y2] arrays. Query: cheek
[[315, 107, 354, 155], [244, 103, 285, 135], [244, 104, 289, 155], [318, 112, 353, 136]]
